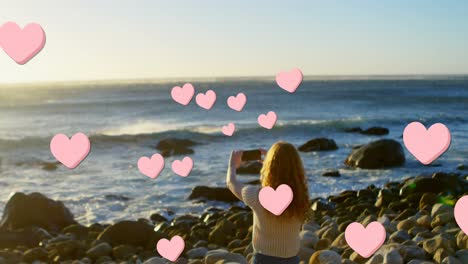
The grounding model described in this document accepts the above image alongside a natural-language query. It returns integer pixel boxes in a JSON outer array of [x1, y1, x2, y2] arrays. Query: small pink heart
[[258, 184, 293, 216], [138, 154, 165, 179], [50, 133, 90, 169], [227, 93, 247, 111], [171, 157, 193, 177], [258, 111, 277, 129], [345, 222, 386, 258], [403, 122, 451, 165], [276, 68, 303, 93], [0, 22, 46, 65], [171, 83, 195, 106], [222, 123, 235, 136], [195, 90, 216, 110], [455, 195, 468, 235], [156, 235, 185, 262]]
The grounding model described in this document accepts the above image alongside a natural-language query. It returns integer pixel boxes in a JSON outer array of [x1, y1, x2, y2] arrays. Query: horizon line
[[1, 73, 468, 87]]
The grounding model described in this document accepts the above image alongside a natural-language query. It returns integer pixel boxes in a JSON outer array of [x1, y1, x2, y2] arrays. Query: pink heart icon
[[345, 222, 386, 258], [455, 195, 468, 235], [276, 68, 303, 93], [0, 22, 46, 65], [258, 184, 293, 216], [171, 157, 193, 177], [138, 154, 165, 179], [403, 122, 451, 165], [258, 111, 277, 129], [156, 235, 185, 262], [222, 123, 236, 136], [195, 90, 216, 110], [50, 133, 91, 169], [171, 83, 195, 106], [227, 93, 247, 111]]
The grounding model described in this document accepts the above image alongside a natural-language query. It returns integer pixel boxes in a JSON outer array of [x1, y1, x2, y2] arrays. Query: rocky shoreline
[[1, 136, 467, 264], [0, 169, 467, 264]]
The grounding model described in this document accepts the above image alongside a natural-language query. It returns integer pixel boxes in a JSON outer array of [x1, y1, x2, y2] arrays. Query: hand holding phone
[[241, 149, 262, 161]]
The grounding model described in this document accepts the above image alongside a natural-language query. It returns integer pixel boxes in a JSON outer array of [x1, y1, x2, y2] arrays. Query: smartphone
[[242, 149, 262, 161]]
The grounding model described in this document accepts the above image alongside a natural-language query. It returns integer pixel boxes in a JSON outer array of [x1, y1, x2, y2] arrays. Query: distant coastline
[[1, 74, 468, 88]]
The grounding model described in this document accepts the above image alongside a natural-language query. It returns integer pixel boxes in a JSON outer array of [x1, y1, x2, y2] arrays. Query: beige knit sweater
[[242, 185, 302, 258]]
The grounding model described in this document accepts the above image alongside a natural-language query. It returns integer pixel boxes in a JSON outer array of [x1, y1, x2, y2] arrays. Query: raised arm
[[226, 150, 245, 200]]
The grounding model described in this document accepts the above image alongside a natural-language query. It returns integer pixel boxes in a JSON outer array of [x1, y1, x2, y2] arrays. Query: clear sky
[[1, 0, 467, 83]]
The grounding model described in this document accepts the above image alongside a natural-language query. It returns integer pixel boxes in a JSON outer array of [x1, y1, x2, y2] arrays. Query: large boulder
[[0, 228, 46, 248], [344, 139, 405, 169], [400, 172, 463, 196], [156, 138, 197, 157], [188, 186, 239, 203], [97, 221, 165, 249], [0, 192, 76, 232], [299, 138, 338, 152], [236, 161, 262, 175]]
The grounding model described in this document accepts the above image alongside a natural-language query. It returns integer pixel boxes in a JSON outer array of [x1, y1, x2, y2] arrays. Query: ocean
[[0, 77, 467, 224]]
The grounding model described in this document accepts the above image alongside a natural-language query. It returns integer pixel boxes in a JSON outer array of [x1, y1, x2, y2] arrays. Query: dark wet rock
[[156, 138, 197, 157], [400, 173, 463, 196], [188, 186, 239, 203], [298, 138, 338, 152], [48, 238, 85, 261], [161, 147, 194, 157], [113, 244, 137, 260], [104, 194, 131, 201], [0, 250, 23, 264], [344, 127, 363, 133], [419, 193, 439, 211], [150, 213, 168, 223], [311, 198, 336, 212], [236, 161, 262, 175], [97, 221, 165, 249], [0, 228, 44, 248], [62, 224, 88, 240], [344, 139, 405, 169], [41, 161, 61, 171], [22, 247, 48, 262], [0, 192, 76, 232], [322, 170, 341, 177], [360, 126, 389, 136], [457, 164, 466, 170], [86, 242, 112, 259], [209, 220, 237, 245]]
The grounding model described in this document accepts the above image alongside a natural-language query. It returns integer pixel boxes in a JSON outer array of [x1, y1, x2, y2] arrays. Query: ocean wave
[[0, 115, 465, 148]]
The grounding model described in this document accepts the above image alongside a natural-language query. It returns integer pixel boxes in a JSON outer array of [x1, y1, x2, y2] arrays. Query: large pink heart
[[156, 236, 185, 262], [138, 154, 165, 179], [0, 22, 46, 65], [195, 90, 216, 110], [171, 157, 193, 177], [403, 122, 451, 165], [171, 83, 195, 105], [222, 123, 235, 136], [258, 184, 293, 216], [345, 222, 386, 258], [276, 68, 303, 93], [227, 93, 247, 111], [50, 133, 91, 169], [455, 195, 468, 235], [257, 111, 277, 129]]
